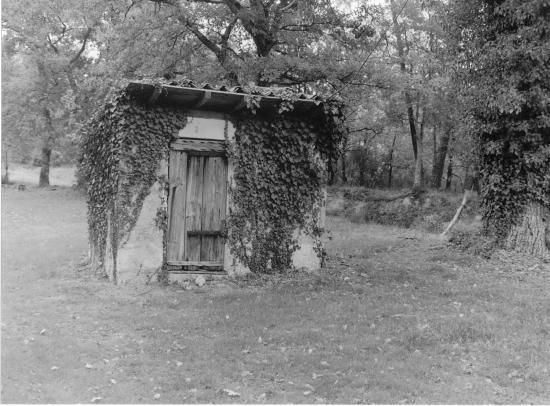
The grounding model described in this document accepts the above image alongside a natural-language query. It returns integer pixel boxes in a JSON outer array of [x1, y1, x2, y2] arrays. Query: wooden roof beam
[[193, 90, 211, 108], [147, 84, 162, 104]]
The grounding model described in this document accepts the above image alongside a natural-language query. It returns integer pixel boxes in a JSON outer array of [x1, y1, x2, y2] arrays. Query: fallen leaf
[[258, 336, 263, 344], [85, 363, 94, 369], [110, 379, 117, 385], [222, 389, 241, 397], [153, 393, 161, 400], [176, 361, 183, 367], [40, 329, 46, 335], [320, 361, 330, 366], [91, 397, 102, 403], [303, 391, 312, 396], [51, 366, 59, 370], [312, 373, 324, 379]]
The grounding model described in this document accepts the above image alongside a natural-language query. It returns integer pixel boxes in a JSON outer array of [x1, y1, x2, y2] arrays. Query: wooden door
[[166, 148, 227, 268]]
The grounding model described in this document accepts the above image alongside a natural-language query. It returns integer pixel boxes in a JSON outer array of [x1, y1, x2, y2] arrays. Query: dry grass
[[2, 186, 550, 403]]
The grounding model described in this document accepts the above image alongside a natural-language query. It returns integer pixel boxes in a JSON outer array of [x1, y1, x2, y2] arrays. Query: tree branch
[[69, 27, 93, 65], [47, 34, 59, 54]]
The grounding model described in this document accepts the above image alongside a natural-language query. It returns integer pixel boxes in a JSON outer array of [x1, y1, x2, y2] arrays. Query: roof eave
[[125, 81, 326, 116]]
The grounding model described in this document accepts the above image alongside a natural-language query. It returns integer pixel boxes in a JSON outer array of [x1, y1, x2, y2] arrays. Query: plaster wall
[[105, 161, 168, 284]]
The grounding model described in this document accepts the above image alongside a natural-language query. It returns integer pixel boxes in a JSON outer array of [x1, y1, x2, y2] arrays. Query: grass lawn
[[2, 184, 549, 403]]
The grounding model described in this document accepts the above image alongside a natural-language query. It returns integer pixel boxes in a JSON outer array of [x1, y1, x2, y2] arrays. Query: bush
[[339, 187, 480, 233]]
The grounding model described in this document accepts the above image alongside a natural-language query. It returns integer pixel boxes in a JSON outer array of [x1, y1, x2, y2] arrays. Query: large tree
[[2, 0, 103, 186], [97, 0, 380, 89], [449, 0, 550, 256]]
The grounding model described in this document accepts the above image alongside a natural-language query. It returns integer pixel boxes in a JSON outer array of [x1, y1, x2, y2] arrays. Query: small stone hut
[[80, 80, 344, 284]]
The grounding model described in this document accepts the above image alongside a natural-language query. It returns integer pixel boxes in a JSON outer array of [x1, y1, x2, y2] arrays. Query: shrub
[[339, 187, 480, 233]]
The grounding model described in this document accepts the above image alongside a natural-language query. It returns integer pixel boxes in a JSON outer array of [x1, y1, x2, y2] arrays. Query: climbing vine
[[80, 79, 345, 278], [226, 102, 345, 273], [78, 89, 187, 277]]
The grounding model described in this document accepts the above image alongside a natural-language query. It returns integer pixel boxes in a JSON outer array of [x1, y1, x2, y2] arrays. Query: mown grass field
[[2, 178, 550, 403]]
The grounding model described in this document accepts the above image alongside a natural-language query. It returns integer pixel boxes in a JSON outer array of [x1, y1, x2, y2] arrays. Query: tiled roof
[[163, 79, 325, 101], [125, 79, 336, 116]]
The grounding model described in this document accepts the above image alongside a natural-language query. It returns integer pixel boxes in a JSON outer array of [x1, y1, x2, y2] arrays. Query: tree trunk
[[327, 157, 336, 185], [432, 125, 437, 173], [406, 102, 418, 160], [358, 152, 366, 186], [462, 160, 478, 192], [2, 147, 9, 184], [505, 201, 549, 257], [412, 109, 424, 192], [38, 144, 52, 187], [387, 132, 398, 188], [341, 137, 348, 184], [341, 155, 347, 184], [39, 108, 55, 187], [463, 165, 472, 192], [431, 129, 450, 188], [445, 155, 453, 191], [390, 0, 418, 160]]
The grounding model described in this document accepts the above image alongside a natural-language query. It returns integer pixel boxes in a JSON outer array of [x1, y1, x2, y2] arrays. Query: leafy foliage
[[78, 90, 188, 273], [226, 103, 345, 273], [1, 0, 107, 181]]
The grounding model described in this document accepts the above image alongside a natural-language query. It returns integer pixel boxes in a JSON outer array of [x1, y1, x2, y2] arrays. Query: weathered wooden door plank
[[214, 157, 228, 261], [185, 155, 204, 261], [200, 156, 227, 262], [166, 150, 187, 262]]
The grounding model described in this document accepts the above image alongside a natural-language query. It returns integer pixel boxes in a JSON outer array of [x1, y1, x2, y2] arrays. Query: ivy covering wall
[[79, 90, 188, 280], [79, 84, 345, 278], [227, 107, 345, 273]]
